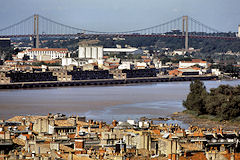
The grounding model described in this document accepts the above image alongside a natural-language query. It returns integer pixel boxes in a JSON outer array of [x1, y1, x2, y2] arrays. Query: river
[[0, 80, 239, 125]]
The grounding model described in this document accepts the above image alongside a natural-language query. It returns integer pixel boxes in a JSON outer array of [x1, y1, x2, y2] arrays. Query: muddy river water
[[0, 80, 239, 125]]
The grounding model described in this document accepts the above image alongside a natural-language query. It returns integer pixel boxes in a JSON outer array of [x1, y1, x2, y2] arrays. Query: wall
[[33, 118, 49, 133]]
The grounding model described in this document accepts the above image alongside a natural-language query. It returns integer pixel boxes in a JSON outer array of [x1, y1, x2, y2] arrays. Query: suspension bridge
[[0, 14, 239, 50]]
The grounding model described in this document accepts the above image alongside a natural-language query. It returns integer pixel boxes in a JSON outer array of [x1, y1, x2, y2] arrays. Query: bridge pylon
[[182, 16, 188, 53], [33, 14, 39, 48], [238, 24, 240, 38]]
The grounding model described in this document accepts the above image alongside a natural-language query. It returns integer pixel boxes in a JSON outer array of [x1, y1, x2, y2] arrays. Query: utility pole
[[33, 14, 39, 48], [182, 16, 188, 53]]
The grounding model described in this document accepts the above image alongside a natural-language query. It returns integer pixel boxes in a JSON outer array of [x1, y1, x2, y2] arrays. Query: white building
[[103, 48, 142, 55], [17, 52, 25, 59], [173, 50, 185, 55], [136, 62, 147, 69], [17, 48, 68, 60], [118, 62, 132, 70], [211, 69, 221, 76], [62, 58, 87, 67], [79, 45, 103, 59], [179, 59, 208, 68], [153, 59, 162, 69], [62, 57, 105, 68]]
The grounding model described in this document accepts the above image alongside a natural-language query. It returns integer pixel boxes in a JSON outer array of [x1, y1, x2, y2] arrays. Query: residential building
[[0, 113, 240, 159]]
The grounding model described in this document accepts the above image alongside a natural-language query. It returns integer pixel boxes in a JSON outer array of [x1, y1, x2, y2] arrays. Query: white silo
[[78, 46, 86, 59], [97, 46, 103, 59], [86, 47, 92, 58], [92, 47, 98, 59]]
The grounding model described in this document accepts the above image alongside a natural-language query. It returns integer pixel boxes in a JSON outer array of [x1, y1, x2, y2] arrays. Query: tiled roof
[[27, 48, 68, 52]]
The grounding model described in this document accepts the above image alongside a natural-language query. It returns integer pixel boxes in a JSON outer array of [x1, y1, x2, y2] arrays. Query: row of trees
[[183, 80, 240, 120], [0, 47, 15, 60]]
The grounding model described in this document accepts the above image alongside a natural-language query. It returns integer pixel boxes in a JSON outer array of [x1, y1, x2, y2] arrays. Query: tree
[[205, 90, 227, 115], [22, 54, 30, 61], [183, 80, 208, 115], [205, 85, 240, 120], [0, 48, 13, 60]]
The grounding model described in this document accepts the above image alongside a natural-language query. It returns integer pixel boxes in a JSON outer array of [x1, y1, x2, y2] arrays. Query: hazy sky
[[1, 0, 239, 32]]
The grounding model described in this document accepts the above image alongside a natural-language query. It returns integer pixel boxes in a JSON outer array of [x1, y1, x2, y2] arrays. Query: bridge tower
[[238, 25, 240, 38], [182, 16, 188, 52], [33, 14, 39, 48]]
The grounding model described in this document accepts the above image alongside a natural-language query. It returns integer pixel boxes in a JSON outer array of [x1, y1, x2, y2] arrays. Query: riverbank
[[171, 111, 240, 131]]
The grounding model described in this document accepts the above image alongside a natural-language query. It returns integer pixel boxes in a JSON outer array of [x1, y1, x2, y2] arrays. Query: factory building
[[78, 45, 103, 59], [78, 45, 142, 59], [17, 48, 68, 60]]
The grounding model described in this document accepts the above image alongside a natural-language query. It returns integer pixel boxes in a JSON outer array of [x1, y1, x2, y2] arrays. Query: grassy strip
[[182, 110, 240, 123]]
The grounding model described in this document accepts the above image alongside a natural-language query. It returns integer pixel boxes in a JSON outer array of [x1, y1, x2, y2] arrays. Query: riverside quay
[[0, 69, 217, 89]]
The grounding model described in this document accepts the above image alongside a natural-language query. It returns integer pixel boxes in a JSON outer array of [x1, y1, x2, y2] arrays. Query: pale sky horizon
[[1, 0, 239, 32]]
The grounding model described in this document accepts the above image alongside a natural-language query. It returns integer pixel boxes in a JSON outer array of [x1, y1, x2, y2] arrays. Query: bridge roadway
[[0, 33, 237, 40], [0, 75, 218, 89]]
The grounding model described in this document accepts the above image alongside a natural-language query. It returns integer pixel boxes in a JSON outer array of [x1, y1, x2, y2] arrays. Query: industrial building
[[78, 45, 143, 60], [0, 70, 114, 83], [3, 72, 58, 83], [78, 45, 103, 59], [122, 69, 157, 78], [17, 48, 68, 60]]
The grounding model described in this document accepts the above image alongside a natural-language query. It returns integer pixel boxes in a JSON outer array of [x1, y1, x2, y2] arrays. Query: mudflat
[[171, 111, 240, 131]]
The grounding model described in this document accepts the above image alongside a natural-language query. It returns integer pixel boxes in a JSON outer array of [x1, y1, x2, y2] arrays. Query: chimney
[[99, 121, 103, 129], [112, 120, 117, 127], [76, 125, 81, 137], [68, 152, 73, 160], [29, 122, 33, 131], [184, 152, 187, 157], [88, 119, 93, 124]]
